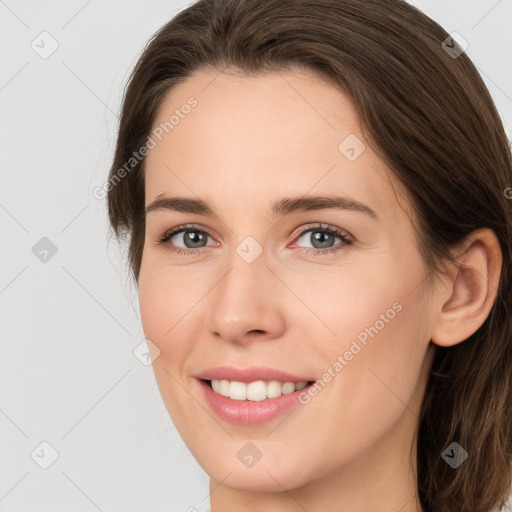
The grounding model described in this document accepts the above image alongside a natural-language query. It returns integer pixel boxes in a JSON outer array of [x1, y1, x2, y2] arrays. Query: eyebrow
[[145, 194, 378, 220]]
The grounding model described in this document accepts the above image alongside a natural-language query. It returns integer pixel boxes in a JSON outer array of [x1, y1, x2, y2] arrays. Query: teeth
[[267, 380, 282, 398], [229, 381, 247, 400], [209, 379, 309, 401], [247, 381, 266, 401], [218, 379, 230, 396]]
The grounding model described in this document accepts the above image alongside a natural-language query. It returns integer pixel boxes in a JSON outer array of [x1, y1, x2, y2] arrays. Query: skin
[[138, 69, 502, 512]]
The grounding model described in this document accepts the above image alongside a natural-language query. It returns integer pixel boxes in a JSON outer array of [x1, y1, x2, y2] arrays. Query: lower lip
[[198, 379, 312, 425]]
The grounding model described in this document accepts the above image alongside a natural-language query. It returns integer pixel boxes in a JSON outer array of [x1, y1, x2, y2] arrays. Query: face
[[138, 69, 436, 492]]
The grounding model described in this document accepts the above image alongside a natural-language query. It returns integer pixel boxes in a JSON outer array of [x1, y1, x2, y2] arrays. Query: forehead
[[144, 70, 409, 223]]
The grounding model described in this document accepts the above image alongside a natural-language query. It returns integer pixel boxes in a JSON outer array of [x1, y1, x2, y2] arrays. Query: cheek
[[331, 282, 431, 430], [137, 268, 200, 429], [138, 271, 166, 345], [138, 263, 192, 361], [310, 253, 431, 422]]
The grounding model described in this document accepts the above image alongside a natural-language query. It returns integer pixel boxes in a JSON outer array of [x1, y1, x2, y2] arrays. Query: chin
[[208, 465, 305, 493], [190, 442, 315, 493]]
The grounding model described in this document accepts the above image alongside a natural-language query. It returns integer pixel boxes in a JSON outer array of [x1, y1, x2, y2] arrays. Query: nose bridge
[[206, 238, 285, 343]]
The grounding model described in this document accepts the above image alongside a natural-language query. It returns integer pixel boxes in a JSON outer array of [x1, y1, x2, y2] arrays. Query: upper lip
[[196, 366, 314, 383]]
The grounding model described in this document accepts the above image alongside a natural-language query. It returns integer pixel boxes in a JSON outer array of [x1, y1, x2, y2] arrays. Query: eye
[[291, 223, 353, 256], [157, 224, 217, 255], [156, 222, 353, 257]]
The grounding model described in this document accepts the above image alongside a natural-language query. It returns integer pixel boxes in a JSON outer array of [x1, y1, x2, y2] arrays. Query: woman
[[105, 0, 512, 510]]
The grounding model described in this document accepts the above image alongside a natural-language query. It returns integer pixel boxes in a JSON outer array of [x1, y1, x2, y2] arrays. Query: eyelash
[[156, 223, 353, 257]]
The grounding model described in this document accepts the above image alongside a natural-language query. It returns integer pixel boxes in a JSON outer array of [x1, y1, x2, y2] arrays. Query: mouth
[[198, 378, 316, 425], [195, 367, 317, 425], [202, 378, 315, 401]]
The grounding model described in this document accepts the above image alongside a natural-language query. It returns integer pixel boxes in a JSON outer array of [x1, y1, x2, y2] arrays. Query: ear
[[430, 228, 503, 347]]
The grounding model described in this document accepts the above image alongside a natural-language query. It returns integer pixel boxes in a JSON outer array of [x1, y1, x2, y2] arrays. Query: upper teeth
[[211, 379, 308, 401]]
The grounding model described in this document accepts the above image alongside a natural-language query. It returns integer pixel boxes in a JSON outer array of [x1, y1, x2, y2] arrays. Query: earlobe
[[430, 228, 502, 348]]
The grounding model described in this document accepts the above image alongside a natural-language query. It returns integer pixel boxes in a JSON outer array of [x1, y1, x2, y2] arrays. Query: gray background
[[1, 1, 511, 510]]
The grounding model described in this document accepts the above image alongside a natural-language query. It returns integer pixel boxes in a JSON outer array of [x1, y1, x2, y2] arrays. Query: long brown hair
[[105, 1, 512, 510]]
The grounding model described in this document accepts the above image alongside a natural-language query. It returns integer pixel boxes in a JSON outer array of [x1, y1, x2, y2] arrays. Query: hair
[[106, 0, 512, 510]]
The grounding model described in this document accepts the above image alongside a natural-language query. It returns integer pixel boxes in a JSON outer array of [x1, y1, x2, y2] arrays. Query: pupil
[[185, 231, 205, 248], [312, 231, 333, 248]]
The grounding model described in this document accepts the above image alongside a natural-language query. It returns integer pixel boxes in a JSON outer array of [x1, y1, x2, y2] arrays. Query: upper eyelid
[[294, 223, 351, 238]]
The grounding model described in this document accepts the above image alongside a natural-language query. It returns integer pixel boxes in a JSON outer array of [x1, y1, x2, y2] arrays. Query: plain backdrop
[[1, 1, 511, 511]]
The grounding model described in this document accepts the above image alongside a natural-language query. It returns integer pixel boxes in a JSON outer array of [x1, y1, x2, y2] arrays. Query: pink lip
[[195, 366, 313, 383], [197, 379, 314, 425], [195, 366, 315, 426]]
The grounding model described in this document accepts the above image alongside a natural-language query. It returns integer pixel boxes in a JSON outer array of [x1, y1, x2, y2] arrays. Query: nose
[[205, 246, 287, 345]]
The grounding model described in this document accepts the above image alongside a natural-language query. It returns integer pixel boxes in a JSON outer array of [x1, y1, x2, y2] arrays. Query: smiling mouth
[[202, 379, 315, 401]]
